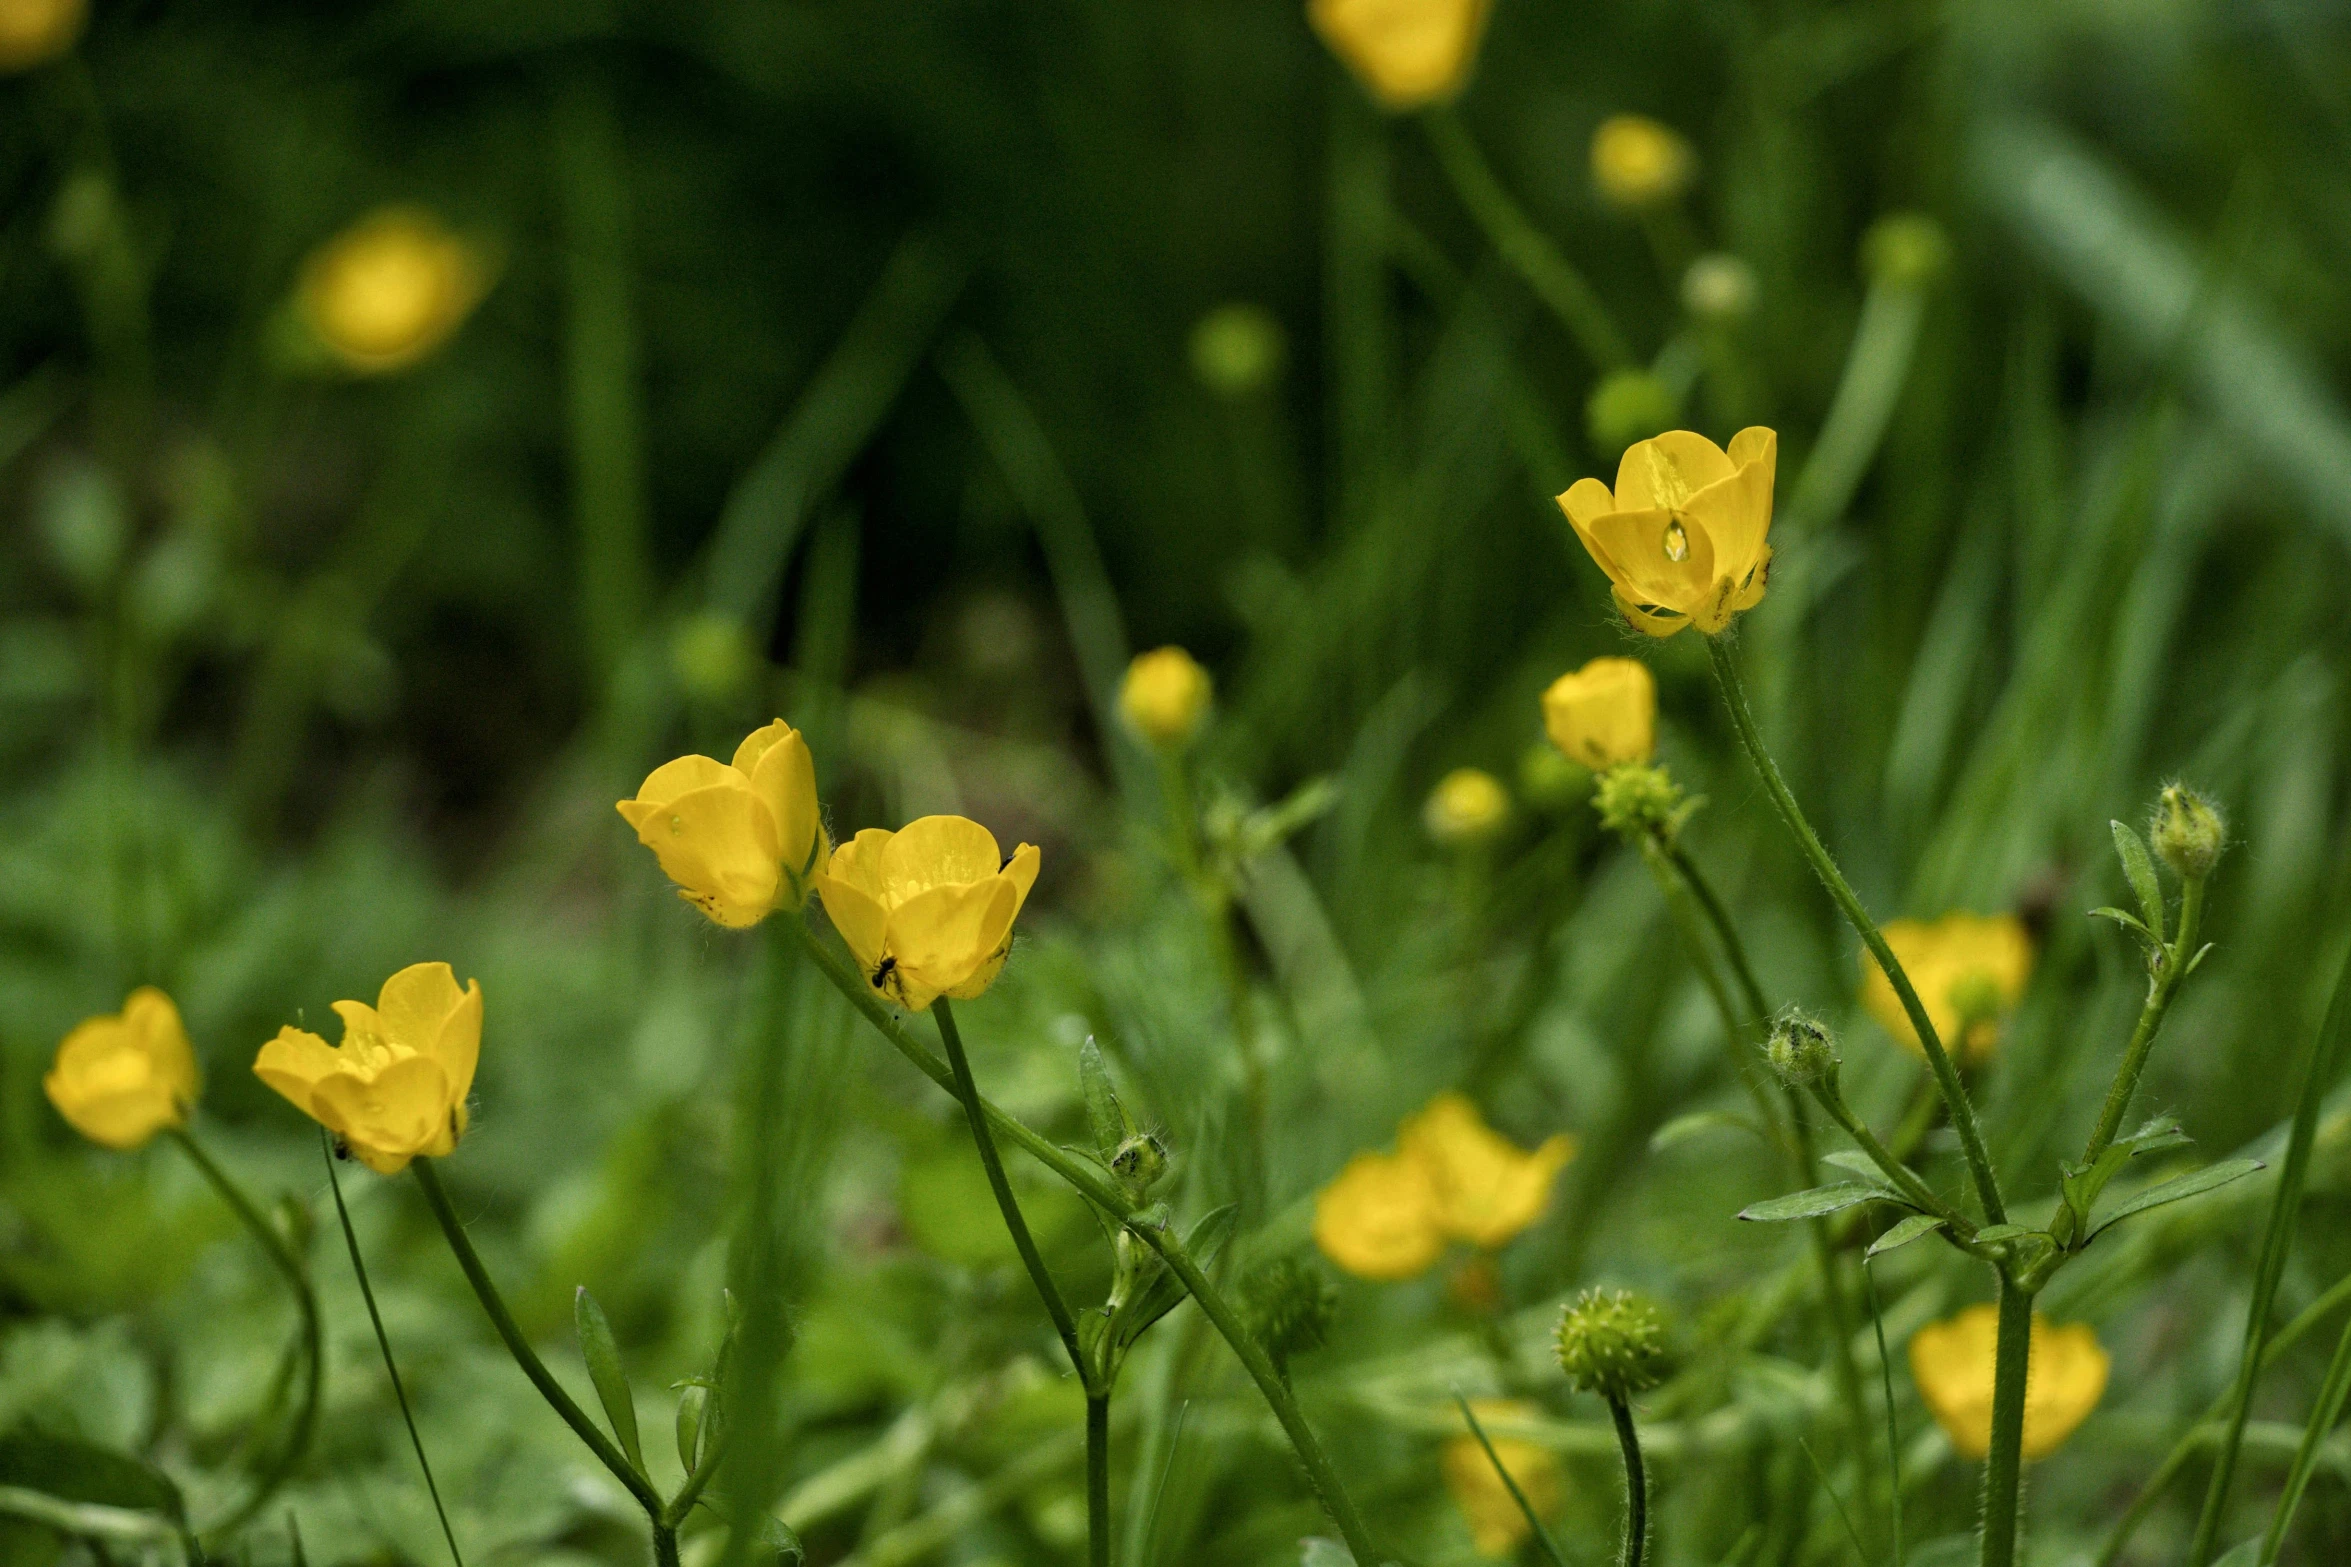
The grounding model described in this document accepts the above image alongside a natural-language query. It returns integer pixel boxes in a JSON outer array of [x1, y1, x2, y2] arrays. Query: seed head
[[1593, 762, 1694, 845], [1556, 1287, 1668, 1400]]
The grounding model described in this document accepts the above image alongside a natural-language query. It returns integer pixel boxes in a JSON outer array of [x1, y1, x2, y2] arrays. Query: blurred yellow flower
[[253, 963, 481, 1175], [1119, 646, 1212, 750], [0, 0, 83, 72], [1557, 428, 1777, 638], [1307, 0, 1490, 111], [1860, 913, 2034, 1065], [1542, 656, 1656, 770], [1315, 1094, 1574, 1279], [816, 816, 1041, 1012], [1441, 1400, 1561, 1557], [298, 207, 487, 374], [1909, 1304, 2109, 1460], [619, 720, 826, 929], [1591, 114, 1694, 208], [1425, 767, 1510, 846], [45, 988, 200, 1149]]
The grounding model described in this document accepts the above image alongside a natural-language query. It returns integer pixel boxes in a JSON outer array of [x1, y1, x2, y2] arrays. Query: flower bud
[[1682, 254, 1757, 323], [1556, 1287, 1668, 1400], [1424, 768, 1510, 847], [298, 207, 488, 375], [1110, 1132, 1170, 1195], [2150, 784, 2226, 881], [1584, 369, 1679, 458], [1764, 1012, 1840, 1092], [1190, 304, 1286, 397], [1592, 762, 1691, 845], [1861, 213, 1949, 290], [1591, 115, 1694, 209], [1119, 646, 1213, 751]]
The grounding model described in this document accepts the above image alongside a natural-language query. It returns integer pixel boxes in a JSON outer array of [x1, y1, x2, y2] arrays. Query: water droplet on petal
[[1663, 520, 1689, 563]]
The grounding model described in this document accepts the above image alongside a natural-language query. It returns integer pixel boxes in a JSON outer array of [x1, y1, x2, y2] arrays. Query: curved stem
[[412, 1159, 666, 1519], [1607, 1395, 1648, 1567], [1707, 635, 2006, 1225], [1978, 1276, 2033, 1567], [1668, 846, 1771, 1026], [1087, 1392, 1112, 1567], [2081, 876, 2206, 1168], [1809, 1079, 1972, 1236], [1640, 840, 1785, 1146]]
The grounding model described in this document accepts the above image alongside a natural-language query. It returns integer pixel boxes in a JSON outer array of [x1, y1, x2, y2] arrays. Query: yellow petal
[[881, 816, 1006, 901], [375, 962, 465, 1054], [1542, 657, 1657, 769], [1313, 1150, 1444, 1280], [1584, 507, 1715, 618], [311, 1055, 456, 1173], [1558, 476, 1618, 531], [1910, 1305, 2107, 1462], [624, 781, 782, 927], [430, 979, 484, 1109], [1442, 1404, 1559, 1557], [1613, 430, 1734, 513], [741, 723, 824, 883], [620, 753, 736, 812], [818, 878, 893, 982], [1726, 425, 1777, 488], [253, 1027, 344, 1120], [122, 987, 200, 1110], [1612, 589, 1689, 638], [1306, 0, 1492, 110], [1001, 843, 1042, 911], [1400, 1094, 1574, 1248], [891, 876, 1020, 1009]]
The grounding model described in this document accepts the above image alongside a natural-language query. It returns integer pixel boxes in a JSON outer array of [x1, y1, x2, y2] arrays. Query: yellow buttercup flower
[[1313, 1150, 1444, 1281], [1119, 646, 1212, 750], [1542, 657, 1656, 770], [1591, 114, 1694, 208], [1860, 913, 2034, 1065], [253, 963, 482, 1175], [0, 0, 84, 72], [815, 816, 1042, 1012], [1306, 0, 1491, 111], [1441, 1400, 1561, 1557], [1909, 1305, 2109, 1460], [1399, 1093, 1576, 1249], [298, 207, 487, 374], [1425, 768, 1510, 846], [1557, 427, 1777, 638], [619, 720, 826, 929], [45, 988, 200, 1149]]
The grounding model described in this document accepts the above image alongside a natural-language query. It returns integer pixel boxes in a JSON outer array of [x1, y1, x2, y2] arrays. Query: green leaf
[[1079, 1037, 1133, 1160], [1300, 1541, 1357, 1567], [1118, 1203, 1240, 1348], [1648, 1110, 1765, 1151], [2088, 905, 2156, 944], [675, 1383, 709, 1474], [758, 1515, 806, 1565], [2122, 1115, 2192, 1155], [2089, 1158, 2266, 1241], [574, 1286, 645, 1477], [1822, 1150, 1890, 1180], [2112, 820, 2166, 942], [1738, 1182, 1905, 1223], [0, 1435, 184, 1524], [1865, 1213, 1945, 1259]]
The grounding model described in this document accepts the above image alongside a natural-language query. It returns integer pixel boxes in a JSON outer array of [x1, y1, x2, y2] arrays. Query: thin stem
[[1809, 1078, 1972, 1236], [2080, 876, 2206, 1168], [1159, 748, 1264, 1213], [1669, 846, 1770, 1026], [1977, 1276, 2033, 1567], [2261, 1307, 2351, 1563], [1707, 635, 2007, 1225], [1087, 1392, 1112, 1567], [1453, 1393, 1568, 1567], [411, 1159, 666, 1519], [1608, 1395, 1648, 1567], [1640, 841, 1785, 1146], [168, 1129, 321, 1539], [1863, 1268, 1904, 1567], [933, 999, 1089, 1382]]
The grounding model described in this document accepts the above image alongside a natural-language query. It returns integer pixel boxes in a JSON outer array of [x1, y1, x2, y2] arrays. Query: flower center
[[1663, 520, 1689, 563]]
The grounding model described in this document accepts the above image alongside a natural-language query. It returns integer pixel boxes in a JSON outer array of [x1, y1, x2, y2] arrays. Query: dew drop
[[1663, 520, 1689, 562]]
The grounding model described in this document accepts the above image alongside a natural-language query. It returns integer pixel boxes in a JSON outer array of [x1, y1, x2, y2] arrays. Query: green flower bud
[[1190, 304, 1286, 397], [2150, 784, 2226, 881], [1594, 762, 1696, 845], [1763, 1012, 1840, 1091], [1585, 369, 1681, 458], [1556, 1287, 1668, 1400], [1243, 1256, 1338, 1375], [1861, 213, 1949, 289], [1681, 254, 1757, 323], [1110, 1132, 1171, 1195], [670, 612, 758, 704]]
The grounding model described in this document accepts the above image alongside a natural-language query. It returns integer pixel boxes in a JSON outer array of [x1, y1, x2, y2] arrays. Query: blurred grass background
[[9, 0, 2351, 1563]]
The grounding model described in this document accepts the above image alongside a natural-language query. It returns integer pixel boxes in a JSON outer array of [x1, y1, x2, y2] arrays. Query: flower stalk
[[1978, 1276, 2036, 1567], [1608, 1395, 1648, 1567], [2079, 873, 2206, 1170]]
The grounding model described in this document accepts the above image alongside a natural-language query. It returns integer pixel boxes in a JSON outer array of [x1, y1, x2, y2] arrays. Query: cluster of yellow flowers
[[1313, 1092, 1573, 1281]]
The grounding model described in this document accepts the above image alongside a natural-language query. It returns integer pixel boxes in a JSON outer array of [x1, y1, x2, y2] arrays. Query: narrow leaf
[[1649, 1109, 1765, 1152], [1971, 1224, 2034, 1246], [1823, 1149, 1891, 1180], [574, 1287, 645, 1477], [2112, 820, 2166, 942], [1452, 1392, 1569, 1567], [2090, 1159, 2266, 1240], [1866, 1213, 1946, 1259], [1738, 1182, 1905, 1223], [2088, 906, 2156, 944]]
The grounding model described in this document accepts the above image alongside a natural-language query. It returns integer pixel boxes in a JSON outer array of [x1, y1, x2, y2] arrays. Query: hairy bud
[[1244, 1256, 1338, 1375], [1556, 1287, 1668, 1400], [1764, 1012, 1841, 1092], [2150, 784, 2226, 882]]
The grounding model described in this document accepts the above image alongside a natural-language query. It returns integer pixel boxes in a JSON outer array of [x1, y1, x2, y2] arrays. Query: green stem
[[1707, 635, 2007, 1225], [2080, 876, 2206, 1168], [1087, 1392, 1112, 1567], [1159, 748, 1265, 1212], [1668, 847, 1770, 1026], [933, 999, 1090, 1382], [1808, 1078, 1972, 1236], [1608, 1395, 1648, 1567], [652, 1522, 680, 1567], [168, 1129, 321, 1540], [411, 1159, 666, 1519], [1453, 1394, 1569, 1567], [1978, 1276, 2033, 1567], [1640, 840, 1785, 1146]]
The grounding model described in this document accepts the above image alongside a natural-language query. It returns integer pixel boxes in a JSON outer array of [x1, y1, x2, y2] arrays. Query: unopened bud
[[1190, 304, 1286, 397], [1682, 253, 1758, 323], [2150, 784, 2226, 881], [1110, 1132, 1170, 1195], [1764, 1013, 1840, 1091], [1593, 762, 1693, 845], [1424, 768, 1511, 847], [1120, 647, 1213, 751], [1556, 1287, 1668, 1400]]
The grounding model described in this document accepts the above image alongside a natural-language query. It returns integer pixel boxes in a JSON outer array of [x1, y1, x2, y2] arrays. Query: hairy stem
[[1088, 1392, 1112, 1567], [1809, 1078, 1972, 1236], [2080, 875, 2206, 1168], [1608, 1395, 1648, 1567], [1978, 1277, 2033, 1567]]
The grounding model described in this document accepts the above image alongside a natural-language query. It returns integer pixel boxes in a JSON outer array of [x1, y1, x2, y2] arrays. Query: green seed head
[[1594, 762, 1695, 846], [2150, 784, 2226, 882], [1556, 1287, 1668, 1400]]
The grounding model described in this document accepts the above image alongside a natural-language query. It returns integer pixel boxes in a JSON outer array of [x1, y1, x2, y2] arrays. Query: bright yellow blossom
[[1591, 114, 1694, 208], [0, 0, 84, 72], [1307, 0, 1490, 111], [1909, 1305, 2108, 1460], [619, 720, 826, 929], [815, 816, 1041, 1012], [1861, 913, 2034, 1065], [1313, 1150, 1445, 1281], [1119, 647, 1212, 750], [1441, 1400, 1561, 1557], [1425, 767, 1510, 846], [1542, 657, 1656, 770], [45, 988, 200, 1149], [298, 207, 487, 374], [1399, 1093, 1576, 1249], [253, 963, 482, 1175], [1558, 427, 1777, 638]]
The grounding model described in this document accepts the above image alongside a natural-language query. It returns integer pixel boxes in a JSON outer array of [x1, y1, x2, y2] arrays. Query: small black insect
[[871, 956, 898, 991], [331, 1137, 352, 1162]]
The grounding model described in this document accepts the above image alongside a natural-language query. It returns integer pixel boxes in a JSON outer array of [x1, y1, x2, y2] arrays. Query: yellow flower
[[1860, 913, 2034, 1065], [1313, 1150, 1444, 1281], [1119, 646, 1212, 750], [1591, 114, 1694, 208], [1399, 1093, 1575, 1248], [0, 0, 84, 72], [1909, 1304, 2109, 1460], [815, 816, 1042, 1012], [1425, 767, 1510, 846], [253, 963, 481, 1175], [45, 988, 200, 1149], [298, 207, 487, 374], [1557, 428, 1777, 638], [1441, 1400, 1561, 1557], [1306, 0, 1491, 111], [618, 720, 826, 929], [1542, 657, 1656, 770]]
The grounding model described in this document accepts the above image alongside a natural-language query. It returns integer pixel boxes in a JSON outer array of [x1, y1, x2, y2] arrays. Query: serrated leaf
[[1738, 1182, 1905, 1223], [2088, 906, 2157, 944], [2112, 820, 2166, 943], [1079, 1037, 1133, 1160], [1866, 1213, 1946, 1258], [1649, 1110, 1765, 1151], [2089, 1158, 2267, 1240], [574, 1286, 645, 1476]]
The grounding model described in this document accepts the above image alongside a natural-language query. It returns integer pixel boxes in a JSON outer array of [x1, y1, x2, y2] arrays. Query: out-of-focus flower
[[1909, 1304, 2109, 1460], [1425, 767, 1510, 846], [253, 963, 481, 1175], [1313, 1150, 1444, 1281], [1307, 0, 1491, 111], [1585, 369, 1680, 457], [619, 721, 826, 929], [298, 207, 487, 374], [45, 988, 199, 1149], [1516, 742, 1592, 813], [816, 816, 1041, 1012], [1557, 428, 1778, 638], [1119, 647, 1213, 751], [1860, 913, 2034, 1065], [1543, 657, 1656, 771], [1441, 1400, 1561, 1557], [1861, 213, 1950, 289], [1683, 254, 1758, 322], [0, 0, 85, 73], [1315, 1094, 1574, 1279], [1591, 115, 1694, 209], [1190, 305, 1287, 396]]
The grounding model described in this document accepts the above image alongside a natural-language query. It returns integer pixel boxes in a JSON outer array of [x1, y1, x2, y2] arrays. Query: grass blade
[[2259, 1308, 2351, 1562], [1451, 1391, 1567, 1567]]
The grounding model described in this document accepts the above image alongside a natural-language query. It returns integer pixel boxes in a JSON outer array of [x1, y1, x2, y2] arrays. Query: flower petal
[[1585, 506, 1716, 616], [882, 816, 1006, 901], [622, 782, 782, 927], [254, 1027, 344, 1121], [891, 876, 1019, 1007], [376, 962, 465, 1055], [817, 878, 893, 982], [430, 980, 483, 1108], [1613, 431, 1734, 513], [744, 724, 824, 882], [1612, 589, 1689, 638], [1313, 1151, 1444, 1281], [620, 754, 736, 813], [311, 1055, 455, 1172]]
